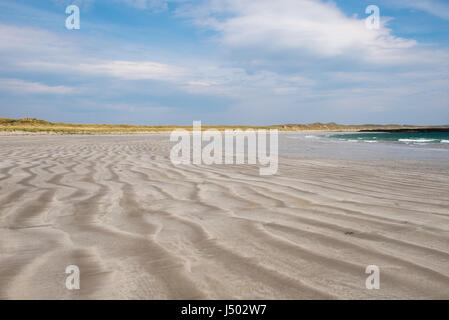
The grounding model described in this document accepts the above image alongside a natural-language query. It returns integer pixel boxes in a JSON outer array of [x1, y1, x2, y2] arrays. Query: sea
[[281, 131, 449, 163], [329, 132, 449, 145]]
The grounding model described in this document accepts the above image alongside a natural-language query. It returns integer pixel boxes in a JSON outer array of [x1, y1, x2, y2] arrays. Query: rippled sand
[[0, 134, 448, 299]]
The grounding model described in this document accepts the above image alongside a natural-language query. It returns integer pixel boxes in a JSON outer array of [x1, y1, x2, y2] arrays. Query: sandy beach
[[0, 134, 448, 299]]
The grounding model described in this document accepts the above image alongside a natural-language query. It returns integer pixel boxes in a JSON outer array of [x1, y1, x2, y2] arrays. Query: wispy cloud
[[390, 0, 449, 21], [0, 78, 75, 94], [81, 60, 186, 81]]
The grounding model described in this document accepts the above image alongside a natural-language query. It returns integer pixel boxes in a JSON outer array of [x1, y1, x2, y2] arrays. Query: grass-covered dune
[[0, 117, 445, 134]]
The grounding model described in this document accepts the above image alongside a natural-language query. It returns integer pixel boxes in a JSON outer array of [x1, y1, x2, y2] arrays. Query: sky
[[0, 0, 448, 125]]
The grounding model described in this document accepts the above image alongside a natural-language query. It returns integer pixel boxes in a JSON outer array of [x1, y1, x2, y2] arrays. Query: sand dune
[[0, 134, 448, 299]]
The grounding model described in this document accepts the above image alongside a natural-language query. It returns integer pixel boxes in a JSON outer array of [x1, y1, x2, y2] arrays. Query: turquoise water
[[329, 132, 449, 145], [283, 133, 449, 162]]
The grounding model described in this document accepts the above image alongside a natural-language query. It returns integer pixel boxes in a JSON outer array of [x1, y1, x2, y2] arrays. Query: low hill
[[0, 117, 447, 134]]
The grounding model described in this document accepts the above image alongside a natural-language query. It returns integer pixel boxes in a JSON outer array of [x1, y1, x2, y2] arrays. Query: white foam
[[398, 139, 436, 143], [441, 140, 449, 144]]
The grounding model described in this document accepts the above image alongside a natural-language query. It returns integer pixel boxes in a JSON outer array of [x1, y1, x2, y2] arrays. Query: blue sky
[[0, 0, 448, 125]]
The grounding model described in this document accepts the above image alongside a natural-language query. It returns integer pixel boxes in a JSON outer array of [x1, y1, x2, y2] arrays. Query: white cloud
[[0, 24, 187, 83], [78, 60, 187, 81], [175, 0, 427, 64], [0, 24, 71, 54], [0, 78, 74, 94]]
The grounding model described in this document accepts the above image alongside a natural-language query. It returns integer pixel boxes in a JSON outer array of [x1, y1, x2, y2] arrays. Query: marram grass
[[0, 117, 433, 134]]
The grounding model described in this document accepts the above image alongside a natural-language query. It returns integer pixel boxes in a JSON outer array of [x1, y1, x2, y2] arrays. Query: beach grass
[[0, 117, 436, 134]]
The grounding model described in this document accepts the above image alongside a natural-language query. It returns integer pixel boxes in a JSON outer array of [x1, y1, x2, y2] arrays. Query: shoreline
[[0, 129, 361, 136], [3, 128, 448, 136]]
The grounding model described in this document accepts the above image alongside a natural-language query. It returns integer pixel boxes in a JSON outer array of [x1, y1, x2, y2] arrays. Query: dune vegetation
[[0, 117, 439, 134]]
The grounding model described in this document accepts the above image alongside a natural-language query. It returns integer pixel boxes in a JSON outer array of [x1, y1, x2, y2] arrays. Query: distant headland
[[1, 117, 448, 134]]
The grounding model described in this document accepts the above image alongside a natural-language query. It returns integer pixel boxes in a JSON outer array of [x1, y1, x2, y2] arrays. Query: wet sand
[[0, 134, 448, 299]]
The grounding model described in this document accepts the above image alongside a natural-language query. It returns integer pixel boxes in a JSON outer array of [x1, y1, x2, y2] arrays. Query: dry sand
[[0, 134, 448, 299]]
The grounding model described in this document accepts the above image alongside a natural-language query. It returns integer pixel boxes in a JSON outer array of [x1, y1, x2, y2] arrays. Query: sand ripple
[[0, 135, 448, 299]]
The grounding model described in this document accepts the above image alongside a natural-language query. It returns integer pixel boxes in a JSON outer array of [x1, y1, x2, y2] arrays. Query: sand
[[0, 134, 448, 299]]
